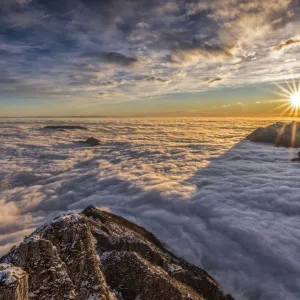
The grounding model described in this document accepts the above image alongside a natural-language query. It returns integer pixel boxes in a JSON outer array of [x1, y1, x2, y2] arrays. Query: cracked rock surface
[[1, 206, 233, 300]]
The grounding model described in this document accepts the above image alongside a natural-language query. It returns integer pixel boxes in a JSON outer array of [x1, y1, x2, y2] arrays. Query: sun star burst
[[272, 79, 300, 117], [290, 91, 300, 108]]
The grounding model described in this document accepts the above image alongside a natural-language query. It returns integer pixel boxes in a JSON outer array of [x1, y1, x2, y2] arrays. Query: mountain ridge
[[0, 206, 234, 300]]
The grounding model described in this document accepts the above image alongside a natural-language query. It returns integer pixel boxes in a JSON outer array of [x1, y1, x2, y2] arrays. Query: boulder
[[247, 121, 300, 147]]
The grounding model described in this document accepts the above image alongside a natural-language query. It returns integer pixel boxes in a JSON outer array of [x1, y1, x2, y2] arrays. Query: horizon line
[[1, 115, 300, 119]]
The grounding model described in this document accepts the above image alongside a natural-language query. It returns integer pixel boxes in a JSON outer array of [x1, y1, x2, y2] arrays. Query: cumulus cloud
[[1, 118, 300, 300], [0, 0, 300, 104]]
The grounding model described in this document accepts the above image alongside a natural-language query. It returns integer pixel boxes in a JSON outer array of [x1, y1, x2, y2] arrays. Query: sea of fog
[[0, 117, 300, 300]]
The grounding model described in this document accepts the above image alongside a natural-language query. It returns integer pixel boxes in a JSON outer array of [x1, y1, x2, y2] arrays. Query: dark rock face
[[77, 137, 101, 146], [1, 206, 233, 300], [247, 121, 300, 147], [291, 151, 300, 162], [86, 137, 100, 146], [43, 125, 87, 130]]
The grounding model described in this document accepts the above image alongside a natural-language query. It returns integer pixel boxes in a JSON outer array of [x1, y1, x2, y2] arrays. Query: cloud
[[136, 76, 170, 83], [1, 119, 300, 300], [168, 47, 233, 64], [0, 0, 300, 104], [274, 38, 300, 51], [205, 76, 228, 86], [136, 22, 150, 29], [209, 77, 223, 83], [0, 200, 20, 231], [155, 2, 178, 16], [162, 30, 234, 65], [101, 52, 139, 66], [0, 71, 19, 84]]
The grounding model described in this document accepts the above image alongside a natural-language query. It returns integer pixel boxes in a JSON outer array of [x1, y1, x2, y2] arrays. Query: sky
[[1, 0, 300, 117]]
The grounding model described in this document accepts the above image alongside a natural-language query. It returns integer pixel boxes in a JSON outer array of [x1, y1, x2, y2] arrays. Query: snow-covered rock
[[0, 263, 28, 300], [0, 206, 233, 300]]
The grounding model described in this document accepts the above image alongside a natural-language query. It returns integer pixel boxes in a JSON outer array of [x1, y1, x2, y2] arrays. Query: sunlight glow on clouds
[[1, 118, 300, 299], [0, 0, 300, 114]]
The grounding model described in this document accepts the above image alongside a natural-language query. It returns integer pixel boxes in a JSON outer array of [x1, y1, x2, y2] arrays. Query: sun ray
[[295, 107, 299, 118], [280, 105, 292, 116], [286, 81, 295, 94], [272, 79, 300, 117], [292, 80, 297, 94], [289, 106, 295, 117], [274, 83, 293, 96], [274, 101, 290, 112], [273, 91, 293, 99]]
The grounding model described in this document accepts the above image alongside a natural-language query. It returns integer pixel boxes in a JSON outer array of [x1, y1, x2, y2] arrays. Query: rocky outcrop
[[0, 264, 28, 300], [247, 121, 300, 147], [0, 206, 234, 300]]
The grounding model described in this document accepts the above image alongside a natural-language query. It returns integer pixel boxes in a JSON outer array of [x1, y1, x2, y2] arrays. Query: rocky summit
[[0, 206, 233, 300], [247, 121, 300, 147]]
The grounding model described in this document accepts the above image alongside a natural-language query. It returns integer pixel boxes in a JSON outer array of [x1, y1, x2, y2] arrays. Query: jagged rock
[[247, 121, 300, 147], [0, 263, 28, 300], [43, 126, 88, 130], [1, 206, 234, 300]]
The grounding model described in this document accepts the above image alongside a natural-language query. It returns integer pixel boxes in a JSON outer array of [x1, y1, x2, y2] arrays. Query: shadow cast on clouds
[[0, 118, 300, 300]]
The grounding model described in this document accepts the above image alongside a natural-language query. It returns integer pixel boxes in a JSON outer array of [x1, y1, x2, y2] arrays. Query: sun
[[271, 79, 300, 117], [290, 92, 300, 107]]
